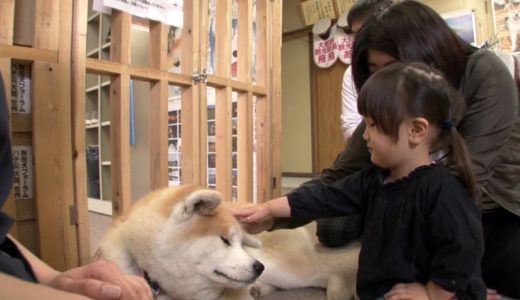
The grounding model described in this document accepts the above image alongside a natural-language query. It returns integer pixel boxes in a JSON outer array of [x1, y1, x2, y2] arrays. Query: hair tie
[[442, 119, 454, 130]]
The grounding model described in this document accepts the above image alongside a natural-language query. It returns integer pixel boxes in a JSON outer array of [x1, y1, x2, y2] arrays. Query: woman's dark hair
[[351, 0, 474, 91], [346, 0, 393, 33], [358, 62, 476, 199]]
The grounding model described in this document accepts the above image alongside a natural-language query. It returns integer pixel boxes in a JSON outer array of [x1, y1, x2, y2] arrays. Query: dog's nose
[[253, 261, 264, 276]]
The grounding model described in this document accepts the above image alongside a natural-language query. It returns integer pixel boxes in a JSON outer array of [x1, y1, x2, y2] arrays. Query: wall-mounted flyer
[[11, 63, 31, 114], [12, 146, 34, 199]]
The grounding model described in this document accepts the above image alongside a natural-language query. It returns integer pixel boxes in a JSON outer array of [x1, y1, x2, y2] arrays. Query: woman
[[293, 1, 520, 298]]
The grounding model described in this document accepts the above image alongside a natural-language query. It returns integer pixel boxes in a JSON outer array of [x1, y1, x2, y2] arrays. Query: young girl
[[232, 63, 486, 300]]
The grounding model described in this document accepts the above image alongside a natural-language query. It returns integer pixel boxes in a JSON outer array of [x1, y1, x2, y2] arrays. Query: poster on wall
[[441, 10, 477, 46], [11, 63, 31, 114], [95, 0, 183, 27], [12, 146, 33, 199], [492, 0, 520, 52]]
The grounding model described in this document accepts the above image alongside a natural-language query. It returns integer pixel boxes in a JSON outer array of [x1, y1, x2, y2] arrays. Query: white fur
[[98, 186, 359, 300]]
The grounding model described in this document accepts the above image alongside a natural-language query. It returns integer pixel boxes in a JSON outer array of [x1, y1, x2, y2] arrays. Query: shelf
[[88, 12, 100, 23], [86, 0, 113, 215], [88, 197, 113, 216], [87, 48, 100, 58], [86, 85, 100, 93]]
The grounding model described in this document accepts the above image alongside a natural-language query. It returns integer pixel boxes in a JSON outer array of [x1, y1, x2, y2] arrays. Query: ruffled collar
[[378, 162, 439, 187]]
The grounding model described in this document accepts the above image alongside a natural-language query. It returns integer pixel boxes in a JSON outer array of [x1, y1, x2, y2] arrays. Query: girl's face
[[368, 50, 398, 74], [362, 117, 410, 170]]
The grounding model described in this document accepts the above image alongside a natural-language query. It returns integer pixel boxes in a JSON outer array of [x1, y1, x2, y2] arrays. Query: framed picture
[[441, 10, 477, 46], [492, 0, 520, 52]]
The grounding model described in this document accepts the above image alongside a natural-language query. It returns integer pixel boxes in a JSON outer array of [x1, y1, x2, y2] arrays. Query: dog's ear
[[173, 189, 222, 221], [242, 233, 261, 248]]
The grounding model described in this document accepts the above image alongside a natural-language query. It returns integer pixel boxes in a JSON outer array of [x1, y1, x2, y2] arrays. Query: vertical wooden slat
[[110, 11, 132, 216], [255, 94, 268, 202], [180, 0, 202, 186], [199, 0, 210, 188], [32, 0, 77, 270], [216, 86, 233, 200], [34, 0, 59, 50], [270, 0, 283, 199], [254, 0, 269, 202], [149, 21, 169, 190], [215, 0, 232, 77], [109, 73, 131, 216], [237, 0, 253, 81], [0, 0, 17, 237], [57, 0, 79, 268], [110, 11, 131, 64], [72, 0, 92, 265], [236, 1, 254, 202], [33, 62, 70, 270], [0, 0, 15, 45], [255, 0, 267, 88], [237, 91, 253, 202], [215, 0, 233, 200]]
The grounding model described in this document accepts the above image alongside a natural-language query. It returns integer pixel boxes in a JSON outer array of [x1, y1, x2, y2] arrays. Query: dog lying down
[[96, 185, 359, 300]]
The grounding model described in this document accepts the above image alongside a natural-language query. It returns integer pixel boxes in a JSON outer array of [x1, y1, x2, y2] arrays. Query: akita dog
[[96, 185, 358, 300]]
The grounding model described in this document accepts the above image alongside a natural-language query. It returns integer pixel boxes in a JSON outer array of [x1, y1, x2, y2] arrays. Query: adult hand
[[48, 260, 152, 300]]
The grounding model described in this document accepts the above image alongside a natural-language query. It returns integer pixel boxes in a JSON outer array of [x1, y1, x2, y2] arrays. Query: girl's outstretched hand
[[231, 196, 291, 234], [231, 203, 273, 234]]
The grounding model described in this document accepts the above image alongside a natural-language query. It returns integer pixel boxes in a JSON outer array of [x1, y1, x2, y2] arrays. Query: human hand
[[384, 282, 430, 300], [231, 203, 274, 234], [48, 260, 153, 300]]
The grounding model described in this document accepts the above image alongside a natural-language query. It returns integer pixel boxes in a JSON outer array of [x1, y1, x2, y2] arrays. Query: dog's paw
[[249, 286, 261, 298], [249, 281, 277, 298], [326, 273, 357, 300]]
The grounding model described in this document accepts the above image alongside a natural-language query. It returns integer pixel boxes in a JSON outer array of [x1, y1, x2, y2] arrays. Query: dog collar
[[142, 270, 163, 299]]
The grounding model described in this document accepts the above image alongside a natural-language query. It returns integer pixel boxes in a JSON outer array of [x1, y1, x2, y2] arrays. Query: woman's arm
[[458, 51, 517, 199], [9, 235, 59, 284], [8, 235, 152, 300], [0, 272, 93, 300]]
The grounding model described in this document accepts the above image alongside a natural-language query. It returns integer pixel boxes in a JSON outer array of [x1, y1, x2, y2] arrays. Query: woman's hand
[[48, 260, 153, 300]]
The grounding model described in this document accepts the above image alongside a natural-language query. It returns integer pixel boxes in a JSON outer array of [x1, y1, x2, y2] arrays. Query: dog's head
[[141, 186, 264, 297], [507, 4, 520, 24]]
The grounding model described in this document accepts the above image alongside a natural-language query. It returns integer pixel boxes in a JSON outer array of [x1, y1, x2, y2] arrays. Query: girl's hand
[[231, 203, 273, 234], [384, 282, 430, 300]]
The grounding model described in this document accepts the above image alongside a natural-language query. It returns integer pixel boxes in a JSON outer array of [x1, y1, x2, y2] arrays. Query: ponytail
[[446, 126, 477, 199]]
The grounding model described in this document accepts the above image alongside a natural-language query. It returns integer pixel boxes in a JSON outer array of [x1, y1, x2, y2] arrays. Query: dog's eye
[[220, 236, 230, 246]]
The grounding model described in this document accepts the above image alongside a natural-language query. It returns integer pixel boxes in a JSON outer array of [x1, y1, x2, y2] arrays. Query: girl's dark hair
[[346, 0, 393, 33], [351, 0, 474, 91], [358, 62, 476, 199]]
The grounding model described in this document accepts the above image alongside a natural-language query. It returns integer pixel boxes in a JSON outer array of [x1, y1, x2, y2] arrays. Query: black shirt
[[288, 163, 486, 300]]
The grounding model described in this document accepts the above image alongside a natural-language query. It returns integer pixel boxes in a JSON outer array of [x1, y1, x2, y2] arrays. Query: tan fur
[[97, 186, 359, 300]]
